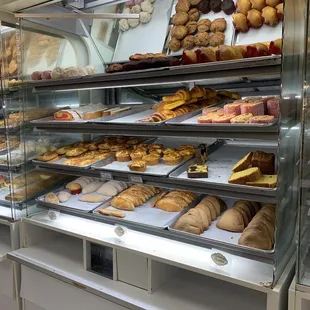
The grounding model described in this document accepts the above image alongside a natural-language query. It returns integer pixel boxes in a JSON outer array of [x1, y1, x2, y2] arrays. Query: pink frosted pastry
[[249, 115, 275, 123], [223, 103, 242, 115], [42, 70, 52, 80], [267, 98, 280, 118], [212, 113, 237, 123], [216, 108, 225, 116], [240, 102, 264, 116], [202, 107, 220, 116], [31, 71, 42, 80], [230, 113, 253, 123]]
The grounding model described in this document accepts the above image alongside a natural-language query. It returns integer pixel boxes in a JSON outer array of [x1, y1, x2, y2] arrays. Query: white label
[[209, 249, 231, 276], [114, 225, 128, 238], [129, 175, 143, 184], [101, 172, 113, 180], [48, 209, 60, 221]]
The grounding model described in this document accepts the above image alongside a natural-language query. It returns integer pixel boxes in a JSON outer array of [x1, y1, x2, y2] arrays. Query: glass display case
[[4, 0, 305, 309]]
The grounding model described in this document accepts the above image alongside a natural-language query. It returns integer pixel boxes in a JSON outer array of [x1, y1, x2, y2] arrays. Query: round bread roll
[[128, 18, 140, 28], [141, 0, 153, 13], [131, 4, 141, 13], [58, 191, 71, 203], [172, 25, 189, 40], [123, 7, 131, 13], [119, 19, 129, 31], [140, 11, 152, 23]]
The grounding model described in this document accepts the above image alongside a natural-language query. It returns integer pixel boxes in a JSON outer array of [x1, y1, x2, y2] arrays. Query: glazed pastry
[[210, 18, 227, 32], [172, 12, 189, 25], [197, 18, 211, 32], [266, 0, 280, 7], [131, 4, 141, 13], [262, 6, 279, 25], [210, 0, 222, 12], [128, 18, 140, 28], [247, 9, 264, 28], [221, 0, 236, 14], [172, 26, 189, 40], [142, 153, 160, 165], [250, 0, 266, 11], [163, 151, 182, 165], [198, 0, 211, 13], [128, 160, 147, 172], [276, 3, 283, 20], [186, 21, 198, 34], [66, 183, 82, 195], [141, 0, 153, 13], [233, 13, 249, 32], [169, 37, 182, 51], [209, 32, 225, 47], [182, 35, 195, 49], [116, 149, 131, 162], [237, 0, 251, 14], [195, 32, 210, 47], [188, 8, 200, 22], [140, 11, 152, 23], [175, 0, 190, 12], [189, 0, 201, 5]]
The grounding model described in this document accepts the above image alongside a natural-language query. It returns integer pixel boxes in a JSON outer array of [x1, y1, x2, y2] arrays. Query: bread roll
[[45, 192, 59, 204], [110, 196, 135, 211], [78, 194, 106, 203], [82, 182, 102, 194], [58, 191, 71, 203], [216, 209, 244, 232], [97, 183, 118, 196]]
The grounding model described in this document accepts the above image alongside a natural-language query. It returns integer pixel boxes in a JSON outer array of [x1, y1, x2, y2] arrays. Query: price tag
[[209, 249, 231, 276], [48, 209, 60, 221], [129, 175, 143, 184], [101, 172, 113, 180]]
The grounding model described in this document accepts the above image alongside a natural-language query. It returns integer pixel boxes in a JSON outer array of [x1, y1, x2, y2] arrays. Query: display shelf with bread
[[93, 187, 199, 229], [169, 194, 275, 254]]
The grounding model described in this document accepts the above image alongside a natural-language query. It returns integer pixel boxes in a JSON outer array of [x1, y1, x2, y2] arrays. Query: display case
[[3, 0, 305, 309]]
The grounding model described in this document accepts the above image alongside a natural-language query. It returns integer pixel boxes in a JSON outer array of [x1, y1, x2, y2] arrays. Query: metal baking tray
[[168, 196, 274, 255], [166, 109, 278, 128], [233, 21, 282, 46], [0, 187, 14, 207], [112, 0, 174, 62], [36, 185, 112, 213], [93, 191, 201, 230], [92, 138, 210, 176], [169, 143, 277, 192], [168, 0, 237, 56]]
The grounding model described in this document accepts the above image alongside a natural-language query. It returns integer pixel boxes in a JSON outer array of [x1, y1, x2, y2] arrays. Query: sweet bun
[[233, 13, 249, 32], [172, 12, 189, 25], [186, 21, 198, 34], [188, 8, 200, 22], [247, 9, 264, 28], [97, 182, 119, 196], [262, 6, 279, 25], [250, 0, 266, 11], [195, 32, 210, 47], [182, 35, 195, 49], [176, 0, 191, 12], [169, 37, 182, 51], [197, 18, 211, 32], [45, 192, 59, 204], [172, 26, 189, 40], [58, 191, 71, 203]]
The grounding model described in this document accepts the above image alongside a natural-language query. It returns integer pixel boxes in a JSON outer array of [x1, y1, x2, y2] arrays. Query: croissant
[[176, 89, 191, 101]]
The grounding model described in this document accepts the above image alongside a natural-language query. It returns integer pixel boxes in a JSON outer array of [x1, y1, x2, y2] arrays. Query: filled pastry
[[237, 0, 251, 14], [210, 0, 222, 12], [198, 47, 217, 62], [186, 21, 198, 34], [182, 35, 195, 49], [221, 0, 236, 14], [250, 0, 266, 11], [233, 13, 249, 32], [210, 18, 227, 32], [197, 18, 211, 32], [262, 6, 279, 25], [247, 9, 264, 28], [176, 0, 191, 12], [172, 25, 189, 40], [172, 12, 189, 25], [209, 32, 225, 47], [189, 0, 201, 5], [169, 37, 182, 51], [198, 0, 211, 13], [195, 32, 210, 47], [276, 3, 283, 20], [188, 8, 200, 22]]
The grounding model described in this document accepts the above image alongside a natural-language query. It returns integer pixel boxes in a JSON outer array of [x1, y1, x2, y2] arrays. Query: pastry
[[246, 175, 277, 188], [182, 35, 195, 49], [237, 0, 251, 14], [262, 6, 278, 25], [45, 192, 59, 204], [195, 32, 210, 47], [169, 37, 182, 51], [198, 0, 211, 13], [56, 145, 74, 155], [172, 26, 189, 40], [209, 32, 225, 47], [187, 164, 208, 178], [142, 153, 160, 166], [163, 151, 182, 165], [172, 12, 189, 26], [232, 152, 253, 172], [58, 191, 71, 203], [188, 8, 200, 22], [197, 18, 211, 32], [79, 194, 106, 203], [66, 147, 88, 157], [36, 151, 59, 162], [98, 209, 126, 218], [141, 0, 153, 13], [249, 115, 274, 123], [116, 149, 131, 162], [198, 47, 217, 62], [266, 0, 280, 6], [130, 149, 147, 160], [251, 151, 275, 174], [276, 3, 283, 20], [128, 18, 140, 28], [186, 21, 198, 35], [179, 147, 195, 159], [210, 18, 227, 32], [247, 9, 264, 28], [128, 160, 147, 172], [210, 0, 222, 12], [233, 13, 249, 32], [176, 0, 191, 12], [97, 182, 118, 196], [228, 167, 262, 185], [119, 19, 129, 31], [250, 0, 266, 11], [82, 182, 102, 194], [131, 4, 141, 13], [221, 0, 236, 14], [216, 208, 245, 232], [66, 183, 82, 195], [140, 11, 152, 23], [189, 0, 201, 5]]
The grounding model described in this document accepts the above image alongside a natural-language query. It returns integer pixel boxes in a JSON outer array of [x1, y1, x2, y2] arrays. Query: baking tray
[[0, 187, 13, 207], [168, 196, 274, 254], [168, 0, 237, 56], [233, 21, 282, 46], [112, 0, 174, 62], [169, 143, 277, 192], [93, 191, 201, 229], [36, 185, 112, 213], [166, 109, 278, 128], [92, 138, 213, 176]]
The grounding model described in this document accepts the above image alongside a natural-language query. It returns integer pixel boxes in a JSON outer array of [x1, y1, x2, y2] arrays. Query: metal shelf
[[29, 56, 281, 93]]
